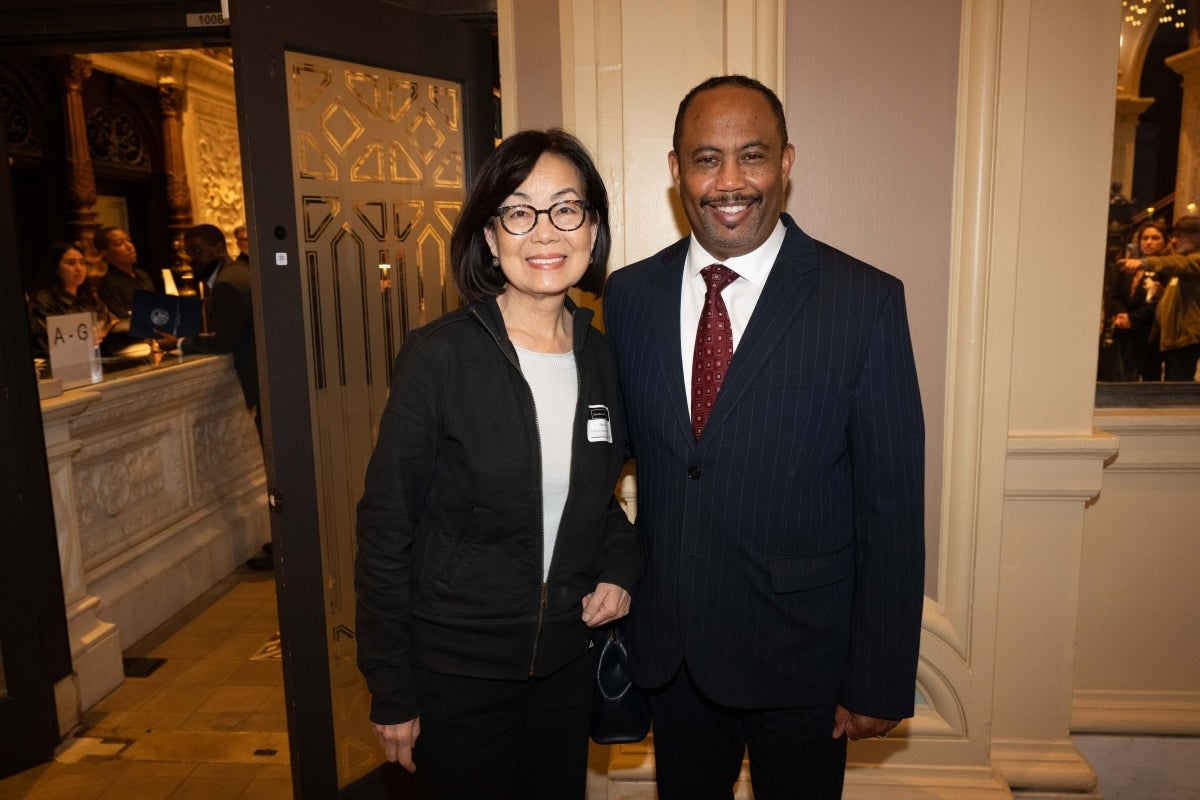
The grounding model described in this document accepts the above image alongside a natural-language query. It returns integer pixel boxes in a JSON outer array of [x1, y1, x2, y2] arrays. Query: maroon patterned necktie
[[691, 263, 740, 440]]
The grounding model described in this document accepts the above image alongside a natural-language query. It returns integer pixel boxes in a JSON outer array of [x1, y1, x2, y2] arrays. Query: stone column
[[1112, 96, 1154, 203], [159, 84, 194, 246], [1166, 46, 1200, 214], [59, 55, 99, 257]]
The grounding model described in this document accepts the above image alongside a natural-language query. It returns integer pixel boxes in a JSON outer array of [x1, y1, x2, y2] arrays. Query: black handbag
[[590, 626, 651, 744]]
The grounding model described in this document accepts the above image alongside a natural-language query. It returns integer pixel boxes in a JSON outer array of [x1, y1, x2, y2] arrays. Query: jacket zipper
[[470, 306, 588, 677], [529, 582, 549, 676]]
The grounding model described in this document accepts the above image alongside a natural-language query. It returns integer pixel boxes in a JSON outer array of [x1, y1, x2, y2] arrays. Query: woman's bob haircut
[[452, 128, 611, 304]]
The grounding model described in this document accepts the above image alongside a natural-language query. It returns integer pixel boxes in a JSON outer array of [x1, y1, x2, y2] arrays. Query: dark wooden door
[[229, 2, 494, 795], [0, 115, 73, 781]]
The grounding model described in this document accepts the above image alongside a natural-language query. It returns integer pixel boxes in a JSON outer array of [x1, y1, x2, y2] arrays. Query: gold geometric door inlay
[[284, 50, 467, 788]]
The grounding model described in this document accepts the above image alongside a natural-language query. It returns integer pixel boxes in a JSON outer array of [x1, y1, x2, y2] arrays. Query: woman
[[28, 241, 119, 357], [354, 129, 642, 799], [1110, 220, 1168, 380]]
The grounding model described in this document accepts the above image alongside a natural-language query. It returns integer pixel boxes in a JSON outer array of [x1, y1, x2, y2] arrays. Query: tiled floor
[[0, 570, 291, 800]]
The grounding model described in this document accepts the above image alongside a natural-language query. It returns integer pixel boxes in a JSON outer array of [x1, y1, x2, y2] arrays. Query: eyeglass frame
[[492, 199, 591, 236]]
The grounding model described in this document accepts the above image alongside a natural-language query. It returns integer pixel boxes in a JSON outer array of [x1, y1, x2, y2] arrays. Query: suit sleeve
[[184, 279, 248, 355], [354, 334, 441, 725], [841, 280, 925, 720]]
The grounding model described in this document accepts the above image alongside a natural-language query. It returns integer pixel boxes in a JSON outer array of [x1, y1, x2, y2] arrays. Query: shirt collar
[[685, 219, 787, 284]]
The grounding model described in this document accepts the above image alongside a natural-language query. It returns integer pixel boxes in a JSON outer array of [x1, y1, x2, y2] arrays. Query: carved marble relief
[[73, 420, 183, 568], [191, 95, 245, 239]]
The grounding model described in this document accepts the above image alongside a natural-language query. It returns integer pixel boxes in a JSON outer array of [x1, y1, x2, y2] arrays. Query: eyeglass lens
[[498, 200, 586, 235]]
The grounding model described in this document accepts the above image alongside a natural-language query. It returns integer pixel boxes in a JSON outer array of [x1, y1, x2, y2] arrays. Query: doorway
[[0, 2, 497, 795]]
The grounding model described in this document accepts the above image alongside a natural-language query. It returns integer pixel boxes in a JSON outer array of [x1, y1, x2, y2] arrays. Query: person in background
[[154, 224, 260, 427], [1109, 220, 1168, 381], [354, 128, 642, 800], [233, 224, 250, 265], [28, 241, 120, 357], [604, 75, 925, 799], [96, 226, 157, 320], [1121, 214, 1200, 381]]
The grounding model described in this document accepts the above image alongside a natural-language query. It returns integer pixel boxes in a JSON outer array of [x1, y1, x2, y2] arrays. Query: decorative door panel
[[284, 51, 464, 786]]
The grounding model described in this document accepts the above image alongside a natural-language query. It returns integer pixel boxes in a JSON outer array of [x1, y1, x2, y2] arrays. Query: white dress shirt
[[680, 220, 787, 409]]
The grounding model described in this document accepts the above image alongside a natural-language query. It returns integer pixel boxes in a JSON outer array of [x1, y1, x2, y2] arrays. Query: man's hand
[[1118, 257, 1144, 273], [832, 705, 899, 740], [581, 582, 631, 627], [153, 329, 181, 351], [372, 717, 420, 772]]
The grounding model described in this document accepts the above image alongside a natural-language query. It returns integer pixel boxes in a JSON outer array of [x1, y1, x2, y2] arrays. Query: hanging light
[[1123, 0, 1187, 28]]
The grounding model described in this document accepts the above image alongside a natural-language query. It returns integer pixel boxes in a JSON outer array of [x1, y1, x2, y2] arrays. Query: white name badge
[[46, 312, 102, 389], [587, 404, 613, 443]]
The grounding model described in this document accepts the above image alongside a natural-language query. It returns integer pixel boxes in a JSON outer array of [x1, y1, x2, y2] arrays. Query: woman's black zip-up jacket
[[355, 297, 643, 725]]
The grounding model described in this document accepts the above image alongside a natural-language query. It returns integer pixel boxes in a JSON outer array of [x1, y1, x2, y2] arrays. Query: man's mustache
[[700, 193, 764, 208]]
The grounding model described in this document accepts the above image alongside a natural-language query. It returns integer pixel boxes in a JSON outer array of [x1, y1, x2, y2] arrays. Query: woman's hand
[[1119, 257, 1145, 273], [581, 582, 631, 627], [372, 717, 421, 772]]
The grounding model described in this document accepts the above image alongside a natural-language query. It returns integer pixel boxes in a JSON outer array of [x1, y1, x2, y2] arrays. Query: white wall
[[528, 0, 1195, 796], [784, 0, 959, 597]]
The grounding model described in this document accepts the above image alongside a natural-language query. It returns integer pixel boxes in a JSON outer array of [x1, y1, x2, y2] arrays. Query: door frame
[[230, 2, 494, 795], [0, 102, 73, 783]]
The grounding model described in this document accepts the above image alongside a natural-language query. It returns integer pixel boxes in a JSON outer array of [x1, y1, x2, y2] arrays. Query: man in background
[[603, 75, 926, 799], [156, 223, 268, 569], [233, 224, 251, 265], [96, 226, 156, 319], [155, 224, 260, 433], [1121, 215, 1200, 381]]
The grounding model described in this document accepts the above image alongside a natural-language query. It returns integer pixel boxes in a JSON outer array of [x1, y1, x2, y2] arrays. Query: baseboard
[[990, 738, 1097, 794], [1072, 689, 1200, 734]]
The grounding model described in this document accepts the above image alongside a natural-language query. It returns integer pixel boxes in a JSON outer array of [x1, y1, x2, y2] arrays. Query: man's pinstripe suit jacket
[[603, 214, 925, 720]]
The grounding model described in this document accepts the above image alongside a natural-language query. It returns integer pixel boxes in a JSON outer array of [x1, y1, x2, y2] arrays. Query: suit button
[[687, 467, 702, 479]]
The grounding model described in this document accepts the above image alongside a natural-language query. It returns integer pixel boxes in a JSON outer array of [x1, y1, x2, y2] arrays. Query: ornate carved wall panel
[[190, 94, 245, 238], [283, 50, 465, 785]]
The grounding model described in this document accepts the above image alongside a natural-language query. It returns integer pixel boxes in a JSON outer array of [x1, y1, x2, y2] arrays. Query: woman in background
[[1109, 220, 1168, 380], [28, 241, 119, 357], [354, 129, 642, 800]]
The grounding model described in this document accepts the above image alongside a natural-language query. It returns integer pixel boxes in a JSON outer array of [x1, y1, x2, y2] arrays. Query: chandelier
[[1122, 0, 1187, 29]]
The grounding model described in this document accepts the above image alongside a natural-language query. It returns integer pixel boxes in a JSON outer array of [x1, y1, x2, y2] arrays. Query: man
[[95, 226, 156, 319], [233, 224, 251, 264], [156, 224, 260, 433], [1121, 215, 1200, 381], [603, 75, 925, 799]]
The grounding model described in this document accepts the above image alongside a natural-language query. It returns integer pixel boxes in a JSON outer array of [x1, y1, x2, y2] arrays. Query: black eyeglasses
[[493, 199, 590, 235]]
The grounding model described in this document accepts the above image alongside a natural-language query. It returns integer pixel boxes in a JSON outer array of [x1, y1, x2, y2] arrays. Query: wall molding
[[1072, 690, 1200, 735]]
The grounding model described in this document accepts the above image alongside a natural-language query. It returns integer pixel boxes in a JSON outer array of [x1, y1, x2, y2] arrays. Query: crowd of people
[[28, 223, 256, 379], [1103, 216, 1200, 382]]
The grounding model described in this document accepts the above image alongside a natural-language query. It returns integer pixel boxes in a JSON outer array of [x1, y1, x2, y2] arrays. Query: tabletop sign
[[46, 312, 102, 389]]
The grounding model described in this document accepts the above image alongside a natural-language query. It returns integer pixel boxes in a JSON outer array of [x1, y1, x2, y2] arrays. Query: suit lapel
[[645, 240, 694, 442], [700, 219, 821, 440]]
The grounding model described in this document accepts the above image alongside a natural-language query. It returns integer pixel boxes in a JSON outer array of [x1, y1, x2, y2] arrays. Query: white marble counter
[[41, 354, 269, 727]]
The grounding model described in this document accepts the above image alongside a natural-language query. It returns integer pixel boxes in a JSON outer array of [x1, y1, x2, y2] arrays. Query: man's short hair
[[672, 75, 789, 154], [184, 223, 228, 248], [1171, 215, 1200, 235], [94, 226, 122, 252]]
